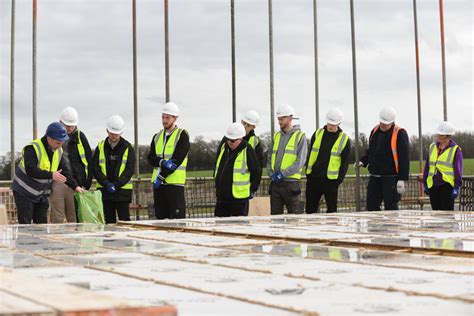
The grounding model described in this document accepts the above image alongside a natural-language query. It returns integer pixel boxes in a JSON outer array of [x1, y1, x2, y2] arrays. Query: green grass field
[[184, 158, 474, 178]]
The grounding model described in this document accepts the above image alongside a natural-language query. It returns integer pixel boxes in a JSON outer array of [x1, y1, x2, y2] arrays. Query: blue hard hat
[[46, 122, 69, 141]]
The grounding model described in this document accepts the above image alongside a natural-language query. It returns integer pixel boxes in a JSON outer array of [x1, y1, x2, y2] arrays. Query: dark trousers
[[428, 184, 455, 210], [366, 176, 399, 211], [103, 200, 130, 224], [305, 179, 338, 213], [154, 185, 186, 219], [270, 181, 302, 215], [215, 200, 247, 217], [13, 190, 49, 224]]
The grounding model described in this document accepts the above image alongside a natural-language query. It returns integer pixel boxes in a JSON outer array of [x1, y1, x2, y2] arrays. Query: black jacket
[[360, 125, 410, 180], [306, 126, 351, 187], [214, 139, 262, 202], [243, 130, 265, 168], [92, 137, 135, 202], [63, 128, 93, 189], [147, 127, 190, 180]]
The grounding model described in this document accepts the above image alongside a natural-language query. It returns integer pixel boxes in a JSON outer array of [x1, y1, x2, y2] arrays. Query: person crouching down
[[214, 122, 262, 217]]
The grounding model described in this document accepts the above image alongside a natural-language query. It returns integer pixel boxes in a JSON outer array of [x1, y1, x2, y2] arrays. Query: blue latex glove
[[249, 192, 255, 200], [153, 175, 164, 189], [271, 171, 284, 184], [106, 183, 116, 193], [161, 159, 177, 171], [424, 186, 429, 195], [451, 187, 459, 199]]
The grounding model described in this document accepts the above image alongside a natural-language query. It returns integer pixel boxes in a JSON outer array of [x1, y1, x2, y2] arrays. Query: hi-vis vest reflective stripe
[[271, 130, 305, 180], [306, 128, 349, 179], [151, 128, 188, 185], [426, 143, 459, 189], [214, 145, 251, 199], [370, 124, 402, 173], [248, 135, 259, 149], [96, 140, 132, 189], [76, 129, 88, 178], [14, 138, 62, 197]]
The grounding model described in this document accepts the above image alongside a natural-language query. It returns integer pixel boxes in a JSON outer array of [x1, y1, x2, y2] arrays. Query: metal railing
[[1, 175, 473, 224]]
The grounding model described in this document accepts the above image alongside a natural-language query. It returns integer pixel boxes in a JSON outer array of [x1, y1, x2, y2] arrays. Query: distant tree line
[[1, 131, 472, 180]]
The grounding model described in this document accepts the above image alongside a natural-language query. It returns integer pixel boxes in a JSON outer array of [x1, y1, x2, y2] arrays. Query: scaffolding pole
[[268, 0, 275, 139], [32, 0, 37, 139], [349, 0, 361, 211], [164, 0, 170, 102], [231, 0, 236, 122], [412, 0, 424, 200], [313, 0, 320, 129], [10, 0, 16, 180], [438, 0, 448, 120], [132, 0, 139, 177]]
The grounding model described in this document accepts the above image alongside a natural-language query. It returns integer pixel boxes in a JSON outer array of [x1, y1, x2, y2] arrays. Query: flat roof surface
[[1, 211, 473, 315]]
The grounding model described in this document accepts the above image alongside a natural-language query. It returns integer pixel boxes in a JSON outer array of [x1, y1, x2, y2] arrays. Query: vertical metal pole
[[313, 0, 320, 129], [32, 0, 37, 139], [268, 0, 275, 139], [438, 0, 448, 120], [230, 0, 236, 122], [10, 0, 16, 180], [413, 0, 424, 199], [349, 0, 361, 211], [132, 0, 139, 177], [164, 0, 170, 102]]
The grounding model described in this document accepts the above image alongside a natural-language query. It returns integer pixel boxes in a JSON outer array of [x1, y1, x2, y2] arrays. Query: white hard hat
[[225, 122, 246, 140], [276, 104, 295, 118], [435, 121, 455, 136], [326, 108, 343, 125], [106, 115, 125, 134], [379, 106, 396, 124], [162, 102, 179, 117], [242, 110, 260, 126], [59, 106, 79, 126]]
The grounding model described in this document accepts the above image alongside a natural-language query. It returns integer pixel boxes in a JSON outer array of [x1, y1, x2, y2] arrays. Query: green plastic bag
[[75, 191, 105, 224]]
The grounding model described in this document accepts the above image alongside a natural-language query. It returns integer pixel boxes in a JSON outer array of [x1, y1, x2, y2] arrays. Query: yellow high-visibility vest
[[306, 128, 349, 179], [96, 140, 132, 189], [151, 128, 188, 185], [426, 143, 459, 188], [76, 129, 89, 178], [271, 130, 305, 179], [214, 145, 251, 199]]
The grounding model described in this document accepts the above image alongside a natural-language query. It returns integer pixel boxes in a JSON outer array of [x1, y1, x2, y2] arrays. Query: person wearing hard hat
[[357, 106, 409, 211], [49, 107, 93, 223], [92, 115, 135, 224], [241, 110, 265, 168], [267, 104, 307, 215], [147, 102, 190, 219], [423, 121, 463, 210], [214, 122, 262, 217], [11, 122, 85, 224], [305, 108, 350, 213]]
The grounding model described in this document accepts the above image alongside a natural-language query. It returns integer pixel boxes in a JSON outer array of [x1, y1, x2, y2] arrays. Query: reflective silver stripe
[[330, 152, 339, 157], [30, 141, 42, 162], [311, 148, 319, 153], [175, 166, 186, 171], [99, 159, 105, 163], [284, 149, 296, 154], [80, 154, 86, 159], [337, 134, 348, 154], [429, 162, 436, 166], [327, 170, 339, 175], [33, 178, 51, 184], [436, 161, 452, 167], [443, 171, 455, 176], [234, 181, 250, 186], [446, 146, 455, 163], [13, 175, 44, 195]]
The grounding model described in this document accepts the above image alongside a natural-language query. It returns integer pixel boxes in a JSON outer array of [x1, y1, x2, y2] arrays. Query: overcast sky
[[0, 0, 472, 154]]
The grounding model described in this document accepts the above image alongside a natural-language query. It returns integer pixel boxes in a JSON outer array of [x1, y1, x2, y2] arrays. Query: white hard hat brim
[[107, 128, 124, 135], [380, 118, 395, 124], [60, 119, 78, 126]]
